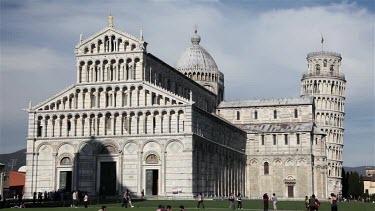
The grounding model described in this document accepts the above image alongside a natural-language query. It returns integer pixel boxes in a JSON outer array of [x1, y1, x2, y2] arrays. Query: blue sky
[[0, 0, 374, 167]]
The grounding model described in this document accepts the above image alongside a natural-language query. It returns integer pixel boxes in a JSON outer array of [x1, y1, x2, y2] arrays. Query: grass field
[[2, 200, 375, 211]]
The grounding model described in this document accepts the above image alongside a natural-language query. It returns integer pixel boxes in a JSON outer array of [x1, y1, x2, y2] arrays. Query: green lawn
[[2, 200, 375, 211]]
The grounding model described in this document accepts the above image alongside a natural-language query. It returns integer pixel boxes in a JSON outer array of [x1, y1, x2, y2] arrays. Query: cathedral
[[24, 16, 346, 199]]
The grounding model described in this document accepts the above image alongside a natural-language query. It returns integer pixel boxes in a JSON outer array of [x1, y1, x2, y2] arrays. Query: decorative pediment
[[75, 27, 147, 55]]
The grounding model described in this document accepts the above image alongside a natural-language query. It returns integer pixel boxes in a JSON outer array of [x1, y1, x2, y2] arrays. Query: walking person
[[83, 192, 88, 208], [122, 190, 128, 208], [305, 196, 309, 211], [272, 193, 278, 211], [72, 191, 78, 208], [263, 193, 269, 211], [237, 193, 242, 209], [128, 191, 134, 208], [229, 193, 235, 209], [330, 193, 338, 211], [309, 194, 316, 211], [196, 193, 204, 208]]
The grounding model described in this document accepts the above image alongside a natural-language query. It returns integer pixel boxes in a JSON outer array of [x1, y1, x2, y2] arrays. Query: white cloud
[[1, 46, 69, 73]]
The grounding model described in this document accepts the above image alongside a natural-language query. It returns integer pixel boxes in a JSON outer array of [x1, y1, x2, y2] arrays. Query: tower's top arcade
[[304, 51, 345, 80]]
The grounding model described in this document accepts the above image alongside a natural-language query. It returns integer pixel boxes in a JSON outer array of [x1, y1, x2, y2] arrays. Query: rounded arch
[[165, 139, 184, 153], [36, 142, 54, 153], [58, 153, 74, 165], [56, 142, 75, 154], [141, 139, 162, 152], [78, 141, 94, 155]]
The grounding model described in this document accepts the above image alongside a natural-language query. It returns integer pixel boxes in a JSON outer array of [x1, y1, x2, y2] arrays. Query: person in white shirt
[[83, 193, 88, 208], [272, 193, 278, 211]]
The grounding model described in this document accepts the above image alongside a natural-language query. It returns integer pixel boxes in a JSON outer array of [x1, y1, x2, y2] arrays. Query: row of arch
[[81, 34, 139, 55], [301, 79, 346, 96], [36, 138, 185, 157], [315, 97, 345, 112], [322, 128, 344, 145], [39, 85, 184, 111], [326, 145, 343, 161], [307, 59, 341, 72], [316, 112, 345, 128], [78, 58, 141, 83], [328, 162, 342, 178], [182, 71, 222, 83], [249, 158, 309, 176], [36, 110, 186, 138]]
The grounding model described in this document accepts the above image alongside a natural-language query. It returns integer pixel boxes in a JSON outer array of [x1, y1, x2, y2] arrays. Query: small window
[[264, 162, 269, 175], [315, 64, 320, 75], [323, 60, 327, 67], [330, 65, 334, 73], [261, 135, 265, 145], [296, 134, 300, 145], [273, 110, 277, 119], [273, 135, 277, 145], [236, 111, 241, 120], [254, 110, 258, 119], [152, 94, 156, 105], [67, 120, 71, 131], [284, 134, 288, 145], [37, 122, 42, 137], [294, 109, 298, 118]]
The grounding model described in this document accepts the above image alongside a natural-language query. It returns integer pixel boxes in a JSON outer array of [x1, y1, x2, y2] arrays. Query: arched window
[[146, 154, 159, 164], [323, 60, 327, 67], [330, 65, 334, 73], [236, 111, 241, 120], [60, 157, 71, 165], [273, 110, 277, 119], [296, 134, 300, 145], [315, 64, 320, 75], [284, 134, 288, 145], [264, 162, 269, 175], [254, 110, 258, 119], [294, 108, 298, 118], [273, 134, 277, 145], [261, 135, 265, 145]]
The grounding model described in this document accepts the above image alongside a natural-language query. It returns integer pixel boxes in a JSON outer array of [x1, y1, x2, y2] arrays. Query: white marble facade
[[25, 17, 345, 199]]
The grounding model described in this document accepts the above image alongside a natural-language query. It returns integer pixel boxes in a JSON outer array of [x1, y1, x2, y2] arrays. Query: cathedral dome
[[176, 29, 218, 73]]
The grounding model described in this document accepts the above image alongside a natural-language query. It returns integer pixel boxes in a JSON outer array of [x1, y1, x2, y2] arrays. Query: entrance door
[[59, 171, 72, 192], [288, 186, 294, 198], [146, 169, 158, 195], [100, 162, 116, 195]]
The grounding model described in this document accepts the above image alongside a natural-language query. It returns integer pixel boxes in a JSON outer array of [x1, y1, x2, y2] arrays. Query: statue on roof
[[108, 14, 114, 28]]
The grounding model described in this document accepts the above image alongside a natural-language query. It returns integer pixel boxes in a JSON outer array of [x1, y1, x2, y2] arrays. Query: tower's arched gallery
[[25, 17, 346, 199]]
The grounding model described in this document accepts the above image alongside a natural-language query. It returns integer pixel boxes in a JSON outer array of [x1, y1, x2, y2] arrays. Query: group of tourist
[[71, 190, 89, 208], [196, 192, 244, 210], [304, 193, 338, 211], [262, 193, 278, 211], [157, 204, 185, 211]]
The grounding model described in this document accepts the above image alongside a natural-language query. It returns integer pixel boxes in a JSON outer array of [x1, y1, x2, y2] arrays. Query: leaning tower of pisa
[[301, 51, 346, 195]]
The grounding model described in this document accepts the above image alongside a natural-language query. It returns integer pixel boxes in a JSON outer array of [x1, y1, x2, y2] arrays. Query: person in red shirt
[[263, 193, 269, 211]]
